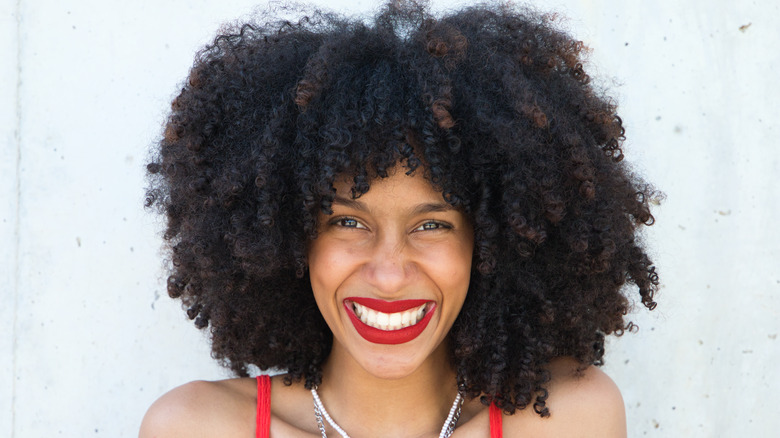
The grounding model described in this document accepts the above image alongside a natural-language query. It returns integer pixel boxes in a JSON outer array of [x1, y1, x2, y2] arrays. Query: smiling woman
[[308, 167, 473, 379], [140, 1, 659, 437]]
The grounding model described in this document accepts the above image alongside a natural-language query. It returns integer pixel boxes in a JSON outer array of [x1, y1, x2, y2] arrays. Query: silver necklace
[[311, 386, 463, 438]]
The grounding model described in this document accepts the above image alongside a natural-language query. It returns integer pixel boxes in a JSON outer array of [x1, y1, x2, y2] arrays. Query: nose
[[361, 231, 414, 296]]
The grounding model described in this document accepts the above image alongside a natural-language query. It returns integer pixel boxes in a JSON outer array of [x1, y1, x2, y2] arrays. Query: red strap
[[489, 403, 503, 438], [256, 375, 271, 438]]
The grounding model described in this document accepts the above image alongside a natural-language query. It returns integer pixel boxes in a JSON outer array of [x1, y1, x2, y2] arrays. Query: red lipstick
[[349, 297, 429, 313], [343, 298, 436, 345]]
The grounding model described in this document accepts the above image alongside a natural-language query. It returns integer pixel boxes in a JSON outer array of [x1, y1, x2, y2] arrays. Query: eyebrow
[[332, 196, 455, 215], [332, 196, 368, 212], [411, 202, 455, 215]]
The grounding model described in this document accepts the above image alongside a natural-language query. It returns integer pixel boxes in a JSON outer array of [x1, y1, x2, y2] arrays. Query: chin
[[359, 355, 425, 380], [349, 336, 449, 380]]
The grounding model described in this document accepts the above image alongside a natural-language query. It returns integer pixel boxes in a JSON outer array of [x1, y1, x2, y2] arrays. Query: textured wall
[[2, 0, 777, 436]]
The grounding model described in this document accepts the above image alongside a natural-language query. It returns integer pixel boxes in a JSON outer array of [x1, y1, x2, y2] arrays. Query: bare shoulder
[[503, 358, 626, 438], [139, 378, 256, 438]]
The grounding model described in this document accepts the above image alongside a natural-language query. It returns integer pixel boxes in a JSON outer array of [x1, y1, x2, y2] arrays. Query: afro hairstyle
[[146, 0, 659, 416]]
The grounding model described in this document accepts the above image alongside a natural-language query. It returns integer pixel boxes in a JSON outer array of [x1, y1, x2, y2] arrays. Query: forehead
[[333, 166, 441, 198]]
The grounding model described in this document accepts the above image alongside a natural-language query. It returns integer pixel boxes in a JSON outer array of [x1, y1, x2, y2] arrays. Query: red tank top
[[255, 375, 503, 437]]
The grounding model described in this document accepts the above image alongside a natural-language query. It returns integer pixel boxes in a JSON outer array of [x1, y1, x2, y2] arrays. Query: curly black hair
[[145, 0, 659, 417]]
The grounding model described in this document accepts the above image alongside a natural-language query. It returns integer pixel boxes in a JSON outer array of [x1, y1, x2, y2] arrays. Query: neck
[[317, 339, 459, 438]]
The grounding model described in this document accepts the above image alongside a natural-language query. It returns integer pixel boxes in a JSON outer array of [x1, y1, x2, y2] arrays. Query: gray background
[[2, 0, 778, 436]]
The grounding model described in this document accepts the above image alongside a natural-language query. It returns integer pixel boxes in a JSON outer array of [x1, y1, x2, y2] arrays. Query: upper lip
[[346, 297, 431, 313]]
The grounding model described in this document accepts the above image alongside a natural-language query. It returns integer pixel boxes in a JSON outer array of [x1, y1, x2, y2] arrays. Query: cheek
[[308, 240, 358, 297], [428, 240, 473, 296], [307, 246, 339, 326], [307, 242, 329, 297], [439, 259, 470, 288], [452, 239, 474, 299]]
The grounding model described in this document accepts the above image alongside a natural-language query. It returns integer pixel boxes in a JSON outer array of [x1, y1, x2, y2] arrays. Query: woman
[[141, 1, 659, 436]]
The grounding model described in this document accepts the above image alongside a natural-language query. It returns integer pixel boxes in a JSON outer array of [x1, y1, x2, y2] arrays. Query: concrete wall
[[2, 0, 777, 436]]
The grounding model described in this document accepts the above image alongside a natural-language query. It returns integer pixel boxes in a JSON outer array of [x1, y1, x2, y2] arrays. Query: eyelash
[[330, 217, 452, 232], [333, 217, 365, 229], [414, 221, 451, 232]]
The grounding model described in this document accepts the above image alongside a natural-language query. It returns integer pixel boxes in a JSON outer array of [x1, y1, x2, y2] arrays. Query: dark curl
[[146, 0, 660, 417]]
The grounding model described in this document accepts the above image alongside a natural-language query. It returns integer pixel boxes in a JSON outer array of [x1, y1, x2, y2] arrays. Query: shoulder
[[503, 358, 626, 438], [139, 378, 257, 438]]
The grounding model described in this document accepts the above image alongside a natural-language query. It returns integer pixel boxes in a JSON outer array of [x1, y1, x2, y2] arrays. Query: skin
[[140, 168, 627, 437], [308, 166, 474, 382]]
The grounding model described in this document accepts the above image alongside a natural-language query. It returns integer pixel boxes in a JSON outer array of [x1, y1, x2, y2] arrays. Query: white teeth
[[388, 313, 401, 329], [351, 302, 428, 331], [376, 312, 389, 329]]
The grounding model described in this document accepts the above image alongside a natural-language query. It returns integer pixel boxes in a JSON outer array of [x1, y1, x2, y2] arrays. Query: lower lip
[[344, 301, 436, 345]]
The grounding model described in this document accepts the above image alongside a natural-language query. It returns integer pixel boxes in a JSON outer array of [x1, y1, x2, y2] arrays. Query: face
[[307, 166, 474, 379]]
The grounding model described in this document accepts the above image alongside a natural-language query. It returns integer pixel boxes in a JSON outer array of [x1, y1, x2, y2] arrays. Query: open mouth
[[351, 301, 428, 330], [344, 298, 436, 344]]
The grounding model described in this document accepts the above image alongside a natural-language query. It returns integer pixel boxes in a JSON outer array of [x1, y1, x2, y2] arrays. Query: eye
[[413, 221, 451, 232], [333, 217, 367, 229]]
